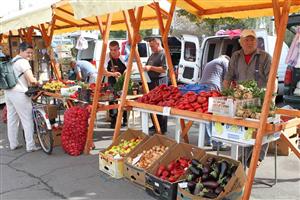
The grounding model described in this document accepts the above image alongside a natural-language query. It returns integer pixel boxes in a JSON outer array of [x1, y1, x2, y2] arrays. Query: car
[[283, 14, 300, 109]]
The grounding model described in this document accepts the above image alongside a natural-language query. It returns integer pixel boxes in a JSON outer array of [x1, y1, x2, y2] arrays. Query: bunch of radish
[[61, 106, 90, 156]]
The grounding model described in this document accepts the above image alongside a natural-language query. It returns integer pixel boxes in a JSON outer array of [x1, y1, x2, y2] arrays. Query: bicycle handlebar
[[25, 86, 42, 97]]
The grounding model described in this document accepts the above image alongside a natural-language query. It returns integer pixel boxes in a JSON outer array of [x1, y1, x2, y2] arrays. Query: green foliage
[[221, 88, 234, 97], [140, 29, 154, 38], [113, 74, 133, 94], [176, 9, 256, 36], [109, 31, 127, 39]]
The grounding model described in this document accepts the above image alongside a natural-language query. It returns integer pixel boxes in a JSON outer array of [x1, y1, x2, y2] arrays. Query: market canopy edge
[[0, 0, 167, 35], [169, 0, 300, 19]]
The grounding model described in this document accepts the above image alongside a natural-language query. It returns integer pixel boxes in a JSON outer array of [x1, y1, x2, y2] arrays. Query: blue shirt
[[74, 60, 97, 80], [199, 56, 229, 91]]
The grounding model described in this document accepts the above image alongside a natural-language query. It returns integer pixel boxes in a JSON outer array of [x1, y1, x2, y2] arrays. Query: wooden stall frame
[[121, 7, 161, 136], [84, 14, 113, 154], [119, 0, 299, 199]]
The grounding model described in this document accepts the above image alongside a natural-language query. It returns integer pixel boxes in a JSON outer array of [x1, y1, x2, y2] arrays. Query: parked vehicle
[[283, 15, 300, 109], [177, 30, 289, 96]]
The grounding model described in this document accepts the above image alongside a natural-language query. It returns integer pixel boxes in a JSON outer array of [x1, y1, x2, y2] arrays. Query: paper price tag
[[162, 107, 171, 116], [132, 153, 142, 165], [178, 182, 188, 188]]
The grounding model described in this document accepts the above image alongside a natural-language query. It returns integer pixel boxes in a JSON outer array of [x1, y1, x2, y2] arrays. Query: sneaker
[[11, 144, 23, 150], [26, 146, 41, 153]]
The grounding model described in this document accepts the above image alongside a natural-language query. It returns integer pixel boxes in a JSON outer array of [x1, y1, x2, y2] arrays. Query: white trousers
[[5, 91, 35, 150]]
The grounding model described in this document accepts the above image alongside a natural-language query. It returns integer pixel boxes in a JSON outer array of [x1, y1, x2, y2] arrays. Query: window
[[257, 37, 265, 50], [184, 42, 196, 62], [137, 43, 147, 57], [207, 43, 216, 63]]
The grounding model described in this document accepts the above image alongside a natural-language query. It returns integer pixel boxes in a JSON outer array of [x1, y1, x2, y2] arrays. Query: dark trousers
[[245, 143, 269, 167], [148, 77, 168, 133], [109, 101, 127, 125]]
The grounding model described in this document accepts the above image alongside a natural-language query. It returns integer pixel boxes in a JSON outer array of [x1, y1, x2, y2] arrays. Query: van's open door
[[177, 34, 201, 84]]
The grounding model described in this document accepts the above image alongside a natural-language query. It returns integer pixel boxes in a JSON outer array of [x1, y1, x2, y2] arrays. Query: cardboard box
[[208, 97, 260, 117], [145, 143, 206, 200], [124, 134, 177, 187], [211, 122, 281, 145], [52, 129, 62, 147], [45, 105, 58, 120], [268, 127, 298, 156], [177, 153, 246, 200], [99, 129, 148, 179]]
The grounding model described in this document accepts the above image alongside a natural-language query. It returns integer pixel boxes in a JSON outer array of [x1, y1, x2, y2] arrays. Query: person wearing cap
[[223, 29, 277, 167]]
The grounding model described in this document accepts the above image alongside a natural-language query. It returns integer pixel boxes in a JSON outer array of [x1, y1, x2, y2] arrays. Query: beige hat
[[240, 29, 256, 38]]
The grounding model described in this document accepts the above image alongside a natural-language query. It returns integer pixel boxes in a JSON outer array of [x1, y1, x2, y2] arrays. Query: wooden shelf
[[126, 100, 300, 135]]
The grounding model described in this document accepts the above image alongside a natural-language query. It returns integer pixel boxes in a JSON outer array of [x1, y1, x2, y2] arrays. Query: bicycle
[[26, 87, 54, 154]]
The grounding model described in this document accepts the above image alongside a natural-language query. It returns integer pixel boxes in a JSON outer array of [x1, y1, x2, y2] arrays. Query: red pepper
[[188, 95, 197, 103], [197, 96, 207, 104], [168, 176, 177, 183], [196, 108, 204, 113], [156, 165, 166, 177]]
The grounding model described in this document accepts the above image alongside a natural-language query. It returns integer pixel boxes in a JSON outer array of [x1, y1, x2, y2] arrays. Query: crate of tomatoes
[[145, 143, 205, 200]]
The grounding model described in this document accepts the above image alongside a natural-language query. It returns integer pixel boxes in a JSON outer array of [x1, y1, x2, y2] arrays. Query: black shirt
[[107, 58, 126, 86]]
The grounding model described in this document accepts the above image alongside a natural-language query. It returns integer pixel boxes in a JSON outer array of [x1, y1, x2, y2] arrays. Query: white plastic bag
[[76, 35, 88, 50]]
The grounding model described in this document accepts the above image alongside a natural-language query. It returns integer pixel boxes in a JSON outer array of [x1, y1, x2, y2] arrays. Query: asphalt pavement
[[0, 109, 300, 200]]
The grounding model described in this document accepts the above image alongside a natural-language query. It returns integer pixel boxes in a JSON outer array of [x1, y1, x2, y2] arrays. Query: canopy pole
[[113, 7, 144, 141], [272, 0, 281, 32], [122, 9, 149, 93], [84, 13, 113, 154], [153, 2, 165, 35], [157, 0, 192, 142], [243, 1, 291, 199], [18, 29, 26, 42], [25, 27, 34, 44], [122, 8, 161, 135], [96, 16, 104, 36], [39, 23, 61, 81]]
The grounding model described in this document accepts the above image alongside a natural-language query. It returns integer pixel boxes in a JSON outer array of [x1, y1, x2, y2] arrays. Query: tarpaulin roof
[[0, 0, 168, 34], [170, 0, 300, 19]]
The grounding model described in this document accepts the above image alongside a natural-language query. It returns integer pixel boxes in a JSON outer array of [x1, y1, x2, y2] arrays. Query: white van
[[177, 30, 289, 95], [76, 38, 151, 70]]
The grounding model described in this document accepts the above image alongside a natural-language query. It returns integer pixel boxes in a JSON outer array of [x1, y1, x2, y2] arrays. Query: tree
[[175, 10, 257, 37]]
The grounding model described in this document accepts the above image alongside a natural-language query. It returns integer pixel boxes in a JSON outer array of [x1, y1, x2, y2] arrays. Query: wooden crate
[[268, 126, 298, 156]]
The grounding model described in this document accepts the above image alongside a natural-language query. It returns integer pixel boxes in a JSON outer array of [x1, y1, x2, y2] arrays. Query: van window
[[184, 42, 196, 62], [257, 37, 265, 50], [138, 43, 147, 57], [207, 43, 216, 63]]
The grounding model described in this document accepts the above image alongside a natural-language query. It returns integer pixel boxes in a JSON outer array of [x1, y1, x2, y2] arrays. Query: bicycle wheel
[[33, 110, 53, 154]]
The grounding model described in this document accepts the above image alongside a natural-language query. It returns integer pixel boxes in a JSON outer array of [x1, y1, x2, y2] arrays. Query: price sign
[[163, 107, 171, 116]]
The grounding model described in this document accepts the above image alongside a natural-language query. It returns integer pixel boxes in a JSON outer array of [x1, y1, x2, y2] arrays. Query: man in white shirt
[[5, 42, 40, 152]]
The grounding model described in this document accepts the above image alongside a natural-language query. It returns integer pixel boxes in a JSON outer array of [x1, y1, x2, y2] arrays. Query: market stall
[[0, 0, 171, 151], [107, 1, 300, 200], [1, 0, 300, 199]]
